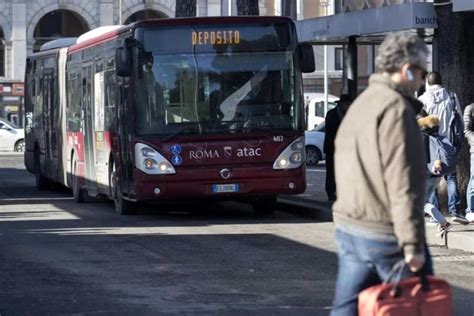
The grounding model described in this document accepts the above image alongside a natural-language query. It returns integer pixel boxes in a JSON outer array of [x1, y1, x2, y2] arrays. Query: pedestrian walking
[[463, 103, 474, 223], [418, 71, 469, 224], [417, 113, 455, 236], [323, 94, 352, 201], [330, 32, 433, 315]]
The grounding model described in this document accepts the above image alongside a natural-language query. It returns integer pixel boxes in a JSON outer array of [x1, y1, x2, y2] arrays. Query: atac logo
[[223, 146, 232, 158]]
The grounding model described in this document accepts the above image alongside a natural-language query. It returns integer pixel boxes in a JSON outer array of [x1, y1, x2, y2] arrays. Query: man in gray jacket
[[330, 32, 432, 315]]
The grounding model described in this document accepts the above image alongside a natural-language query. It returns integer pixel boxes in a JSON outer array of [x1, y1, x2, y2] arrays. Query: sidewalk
[[278, 165, 474, 253]]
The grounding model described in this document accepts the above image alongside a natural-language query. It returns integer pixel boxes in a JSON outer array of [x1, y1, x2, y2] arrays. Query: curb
[[0, 152, 23, 156], [279, 195, 474, 254]]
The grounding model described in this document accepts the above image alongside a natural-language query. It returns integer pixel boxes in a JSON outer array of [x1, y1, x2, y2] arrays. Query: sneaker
[[451, 214, 470, 225], [436, 222, 452, 238], [429, 217, 439, 224], [466, 212, 474, 223]]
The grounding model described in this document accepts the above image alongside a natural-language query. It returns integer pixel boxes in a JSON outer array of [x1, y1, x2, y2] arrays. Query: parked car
[[0, 118, 25, 152], [305, 122, 325, 166], [304, 93, 339, 130]]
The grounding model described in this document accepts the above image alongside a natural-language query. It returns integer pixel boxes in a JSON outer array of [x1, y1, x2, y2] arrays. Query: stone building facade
[[1, 0, 335, 81], [2, 0, 329, 81]]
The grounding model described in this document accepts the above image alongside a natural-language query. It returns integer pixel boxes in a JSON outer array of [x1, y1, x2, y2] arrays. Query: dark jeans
[[428, 171, 461, 216], [325, 153, 336, 200], [330, 228, 433, 316]]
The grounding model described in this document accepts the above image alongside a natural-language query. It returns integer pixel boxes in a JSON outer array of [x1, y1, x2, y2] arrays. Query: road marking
[[0, 197, 73, 202]]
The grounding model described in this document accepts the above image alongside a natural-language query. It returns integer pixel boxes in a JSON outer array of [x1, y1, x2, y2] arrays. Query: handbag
[[358, 261, 453, 316]]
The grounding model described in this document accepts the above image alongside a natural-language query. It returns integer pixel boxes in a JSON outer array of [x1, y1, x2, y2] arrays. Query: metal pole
[[119, 0, 122, 24], [321, 2, 329, 115], [324, 44, 328, 114]]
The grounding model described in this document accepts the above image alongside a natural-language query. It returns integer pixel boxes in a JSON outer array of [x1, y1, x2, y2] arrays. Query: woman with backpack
[[418, 71, 469, 224], [417, 113, 454, 236]]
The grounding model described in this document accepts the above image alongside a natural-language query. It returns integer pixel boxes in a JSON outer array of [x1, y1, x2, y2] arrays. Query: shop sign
[[12, 84, 24, 96], [5, 105, 19, 112]]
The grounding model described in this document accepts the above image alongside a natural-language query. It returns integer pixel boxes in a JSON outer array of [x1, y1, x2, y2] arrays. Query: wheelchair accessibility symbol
[[171, 144, 182, 155]]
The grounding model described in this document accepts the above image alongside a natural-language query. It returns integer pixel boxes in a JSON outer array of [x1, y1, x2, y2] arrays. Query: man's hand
[[432, 159, 442, 175], [405, 253, 425, 272]]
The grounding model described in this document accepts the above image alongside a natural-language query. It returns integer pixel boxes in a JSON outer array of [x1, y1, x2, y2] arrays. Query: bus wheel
[[252, 197, 276, 217], [34, 150, 49, 190], [72, 161, 86, 203], [111, 164, 136, 215], [114, 183, 136, 215]]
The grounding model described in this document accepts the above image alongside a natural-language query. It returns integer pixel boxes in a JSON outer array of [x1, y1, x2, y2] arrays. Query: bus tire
[[34, 149, 50, 190], [114, 183, 136, 215], [111, 163, 136, 215], [72, 161, 86, 203], [252, 197, 276, 217]]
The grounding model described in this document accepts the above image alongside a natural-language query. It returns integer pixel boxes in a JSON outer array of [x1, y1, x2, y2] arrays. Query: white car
[[304, 93, 339, 130], [305, 122, 325, 166], [0, 118, 25, 152]]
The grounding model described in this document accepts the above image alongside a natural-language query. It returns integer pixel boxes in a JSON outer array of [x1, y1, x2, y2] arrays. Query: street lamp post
[[320, 1, 330, 116], [119, 0, 122, 24]]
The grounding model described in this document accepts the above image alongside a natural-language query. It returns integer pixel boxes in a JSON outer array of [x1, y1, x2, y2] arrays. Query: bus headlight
[[273, 137, 305, 170], [135, 143, 176, 175], [144, 158, 157, 169]]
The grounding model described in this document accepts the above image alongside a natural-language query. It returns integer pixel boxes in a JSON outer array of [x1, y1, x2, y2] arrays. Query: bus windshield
[[134, 25, 300, 137]]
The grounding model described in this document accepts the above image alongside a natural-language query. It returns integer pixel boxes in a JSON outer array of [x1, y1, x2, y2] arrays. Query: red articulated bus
[[24, 16, 315, 215]]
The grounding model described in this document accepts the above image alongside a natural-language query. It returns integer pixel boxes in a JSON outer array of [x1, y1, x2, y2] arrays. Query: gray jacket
[[463, 104, 474, 152]]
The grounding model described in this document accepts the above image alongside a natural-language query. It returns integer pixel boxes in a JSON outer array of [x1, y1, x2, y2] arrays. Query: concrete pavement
[[278, 164, 474, 253]]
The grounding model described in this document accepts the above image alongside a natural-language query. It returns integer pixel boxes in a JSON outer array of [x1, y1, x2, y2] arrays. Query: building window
[[335, 47, 343, 71]]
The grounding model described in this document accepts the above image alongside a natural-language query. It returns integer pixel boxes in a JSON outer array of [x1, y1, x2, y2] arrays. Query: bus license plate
[[212, 184, 239, 193]]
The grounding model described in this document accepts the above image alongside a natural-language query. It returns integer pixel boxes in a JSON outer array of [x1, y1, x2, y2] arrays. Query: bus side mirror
[[116, 47, 131, 77], [298, 44, 315, 73]]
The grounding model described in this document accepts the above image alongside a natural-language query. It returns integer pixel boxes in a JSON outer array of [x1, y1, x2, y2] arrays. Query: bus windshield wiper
[[161, 126, 196, 142]]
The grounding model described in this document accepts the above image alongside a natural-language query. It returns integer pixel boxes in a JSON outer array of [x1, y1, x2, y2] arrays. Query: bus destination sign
[[192, 30, 240, 46]]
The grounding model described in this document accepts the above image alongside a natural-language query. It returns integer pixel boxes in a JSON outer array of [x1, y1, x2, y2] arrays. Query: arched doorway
[[124, 9, 166, 24], [0, 27, 4, 77], [33, 10, 90, 52]]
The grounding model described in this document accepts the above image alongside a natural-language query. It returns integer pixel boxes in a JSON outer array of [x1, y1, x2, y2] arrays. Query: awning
[[453, 0, 474, 12], [296, 2, 437, 44]]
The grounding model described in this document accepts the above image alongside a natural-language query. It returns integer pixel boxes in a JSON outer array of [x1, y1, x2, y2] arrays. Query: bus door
[[43, 70, 54, 176], [82, 64, 98, 194], [117, 76, 133, 195]]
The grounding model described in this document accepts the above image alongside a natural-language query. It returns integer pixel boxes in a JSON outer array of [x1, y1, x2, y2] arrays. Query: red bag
[[358, 263, 453, 316]]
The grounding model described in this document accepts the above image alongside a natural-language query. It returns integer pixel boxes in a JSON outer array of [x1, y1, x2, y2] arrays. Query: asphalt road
[[0, 153, 473, 315]]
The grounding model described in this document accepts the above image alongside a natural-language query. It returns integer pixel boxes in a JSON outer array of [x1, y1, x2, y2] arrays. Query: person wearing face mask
[[330, 32, 433, 315], [323, 94, 352, 201]]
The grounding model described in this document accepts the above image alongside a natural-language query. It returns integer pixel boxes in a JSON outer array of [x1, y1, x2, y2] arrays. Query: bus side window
[[104, 69, 117, 130], [34, 76, 43, 128], [67, 68, 81, 132]]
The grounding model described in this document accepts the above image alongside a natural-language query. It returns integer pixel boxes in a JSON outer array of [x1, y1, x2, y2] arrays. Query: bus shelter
[[296, 1, 437, 99]]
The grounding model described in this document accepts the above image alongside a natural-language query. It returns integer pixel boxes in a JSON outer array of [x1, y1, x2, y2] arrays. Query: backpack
[[448, 92, 463, 153], [424, 133, 457, 175]]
